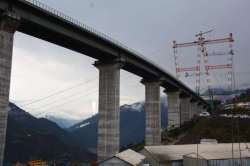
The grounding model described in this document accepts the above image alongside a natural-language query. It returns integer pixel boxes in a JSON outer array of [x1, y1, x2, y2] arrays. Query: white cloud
[[10, 33, 145, 120], [9, 0, 250, 121]]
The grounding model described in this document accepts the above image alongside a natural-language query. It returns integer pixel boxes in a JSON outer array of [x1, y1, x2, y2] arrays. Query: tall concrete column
[[197, 104, 203, 114], [0, 12, 19, 165], [94, 60, 123, 161], [196, 104, 201, 115], [192, 102, 199, 117], [141, 79, 162, 146], [164, 90, 180, 130], [202, 106, 207, 112], [189, 101, 197, 120], [180, 96, 191, 125]]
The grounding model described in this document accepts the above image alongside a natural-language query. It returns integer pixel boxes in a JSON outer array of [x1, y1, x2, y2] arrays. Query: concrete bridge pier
[[193, 103, 198, 115], [197, 104, 204, 114], [202, 106, 208, 112], [94, 60, 124, 161], [141, 79, 162, 146], [164, 90, 180, 130], [0, 12, 19, 166], [180, 96, 191, 125], [192, 102, 200, 117], [189, 100, 197, 120]]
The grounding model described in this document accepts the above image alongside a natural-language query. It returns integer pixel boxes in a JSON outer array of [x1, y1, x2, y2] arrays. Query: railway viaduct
[[0, 0, 208, 164]]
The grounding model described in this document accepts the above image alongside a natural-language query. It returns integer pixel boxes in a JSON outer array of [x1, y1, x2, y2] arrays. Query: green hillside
[[166, 116, 250, 145]]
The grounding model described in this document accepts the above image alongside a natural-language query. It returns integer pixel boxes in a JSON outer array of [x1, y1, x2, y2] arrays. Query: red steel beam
[[176, 66, 200, 72], [205, 64, 232, 70], [173, 34, 234, 48]]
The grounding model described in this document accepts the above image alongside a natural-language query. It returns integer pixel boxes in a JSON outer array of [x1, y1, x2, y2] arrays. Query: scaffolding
[[173, 31, 235, 106]]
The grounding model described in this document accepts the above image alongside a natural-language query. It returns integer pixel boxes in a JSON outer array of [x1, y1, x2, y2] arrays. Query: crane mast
[[173, 31, 235, 110]]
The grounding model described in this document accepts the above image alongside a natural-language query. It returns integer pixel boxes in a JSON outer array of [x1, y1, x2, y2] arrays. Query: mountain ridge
[[68, 97, 168, 154], [5, 97, 168, 162], [5, 103, 95, 163]]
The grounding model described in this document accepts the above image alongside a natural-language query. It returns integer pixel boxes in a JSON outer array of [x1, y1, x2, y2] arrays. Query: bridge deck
[[0, 0, 207, 105]]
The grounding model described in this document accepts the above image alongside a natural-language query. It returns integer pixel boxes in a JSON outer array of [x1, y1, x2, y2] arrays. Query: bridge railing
[[21, 0, 198, 99], [21, 0, 176, 77], [23, 0, 142, 57]]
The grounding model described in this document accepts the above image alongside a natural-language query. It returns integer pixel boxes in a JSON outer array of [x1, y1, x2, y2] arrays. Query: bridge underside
[[0, 0, 208, 102], [0, 0, 208, 163]]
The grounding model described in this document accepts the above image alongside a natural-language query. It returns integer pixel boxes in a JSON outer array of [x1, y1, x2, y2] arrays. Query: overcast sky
[[9, 0, 250, 120]]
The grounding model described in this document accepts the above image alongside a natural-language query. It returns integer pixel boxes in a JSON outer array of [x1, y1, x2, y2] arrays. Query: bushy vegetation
[[174, 117, 250, 144], [164, 119, 197, 141], [232, 89, 250, 103]]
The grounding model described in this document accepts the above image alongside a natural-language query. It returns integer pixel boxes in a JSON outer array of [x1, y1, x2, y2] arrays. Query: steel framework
[[173, 31, 235, 101]]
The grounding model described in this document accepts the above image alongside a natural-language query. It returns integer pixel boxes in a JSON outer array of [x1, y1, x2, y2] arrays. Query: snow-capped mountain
[[6, 103, 95, 163], [68, 97, 168, 153], [6, 97, 168, 161], [120, 102, 144, 112], [42, 115, 82, 128], [35, 111, 83, 128]]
